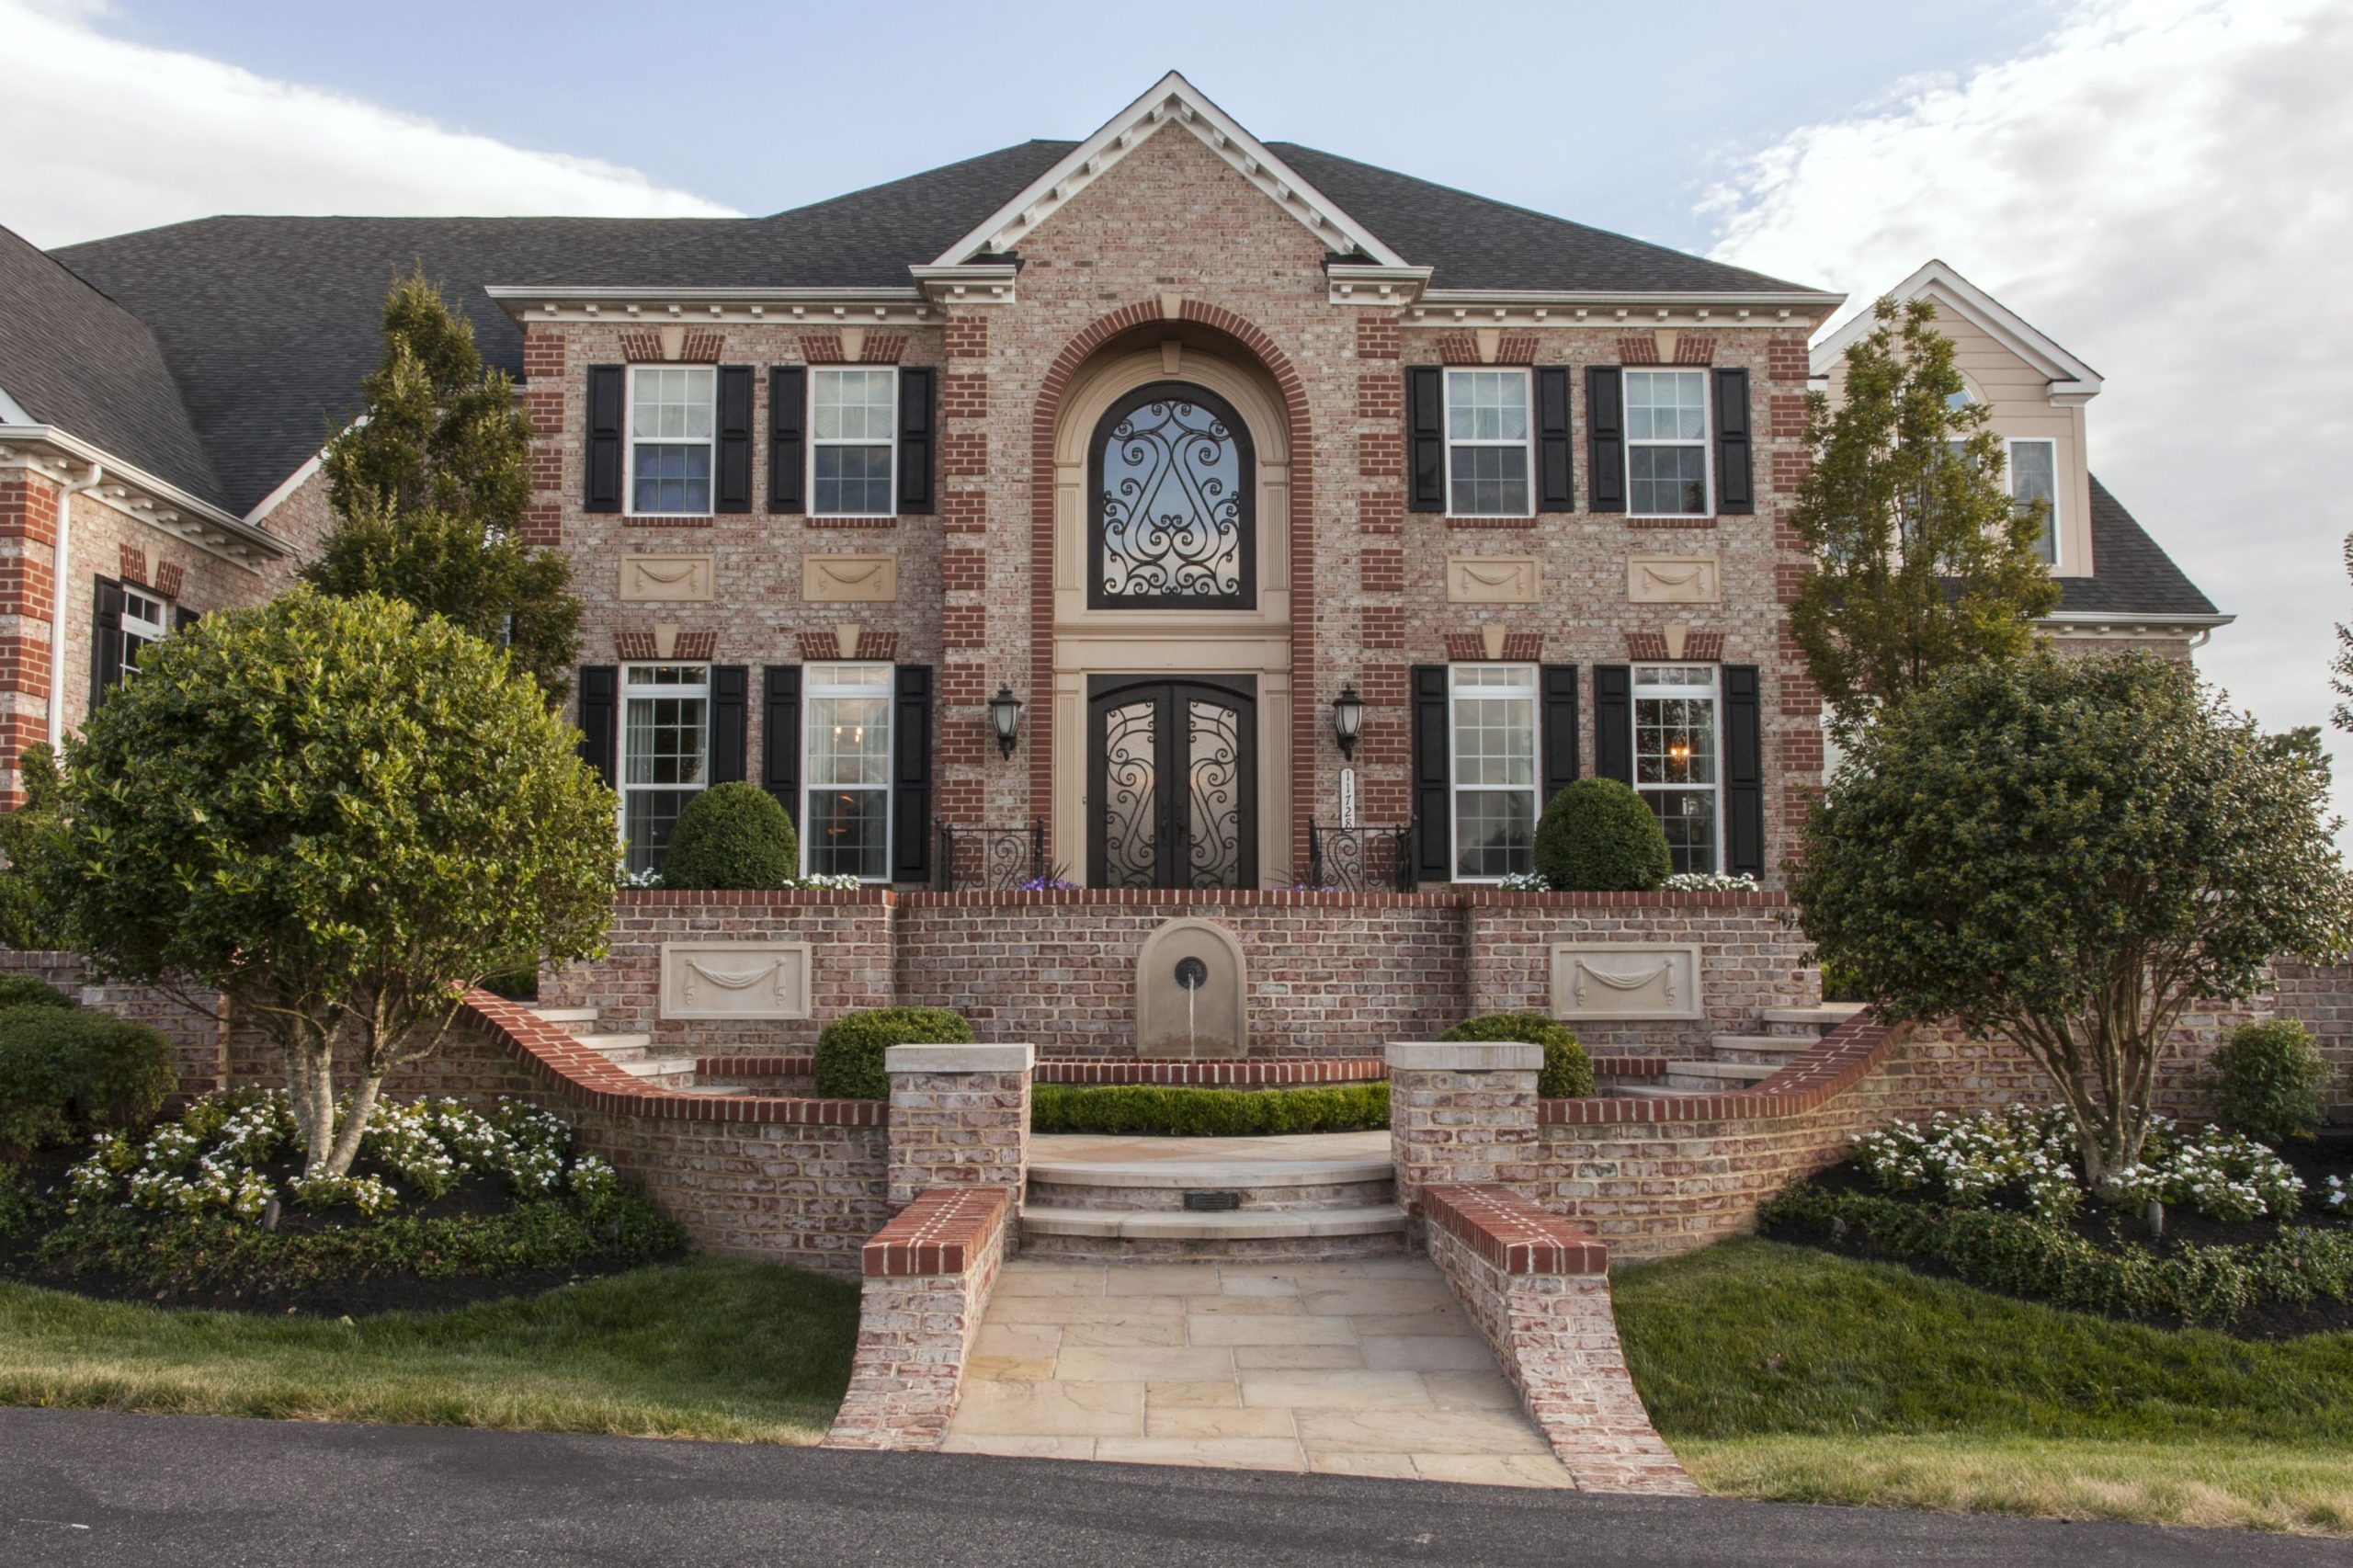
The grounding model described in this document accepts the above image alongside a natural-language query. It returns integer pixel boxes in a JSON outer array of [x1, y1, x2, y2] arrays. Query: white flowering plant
[[1853, 1105, 2307, 1224], [64, 1088, 620, 1224], [1661, 871, 1761, 892], [1496, 871, 1552, 892], [2325, 1176, 2348, 1213]]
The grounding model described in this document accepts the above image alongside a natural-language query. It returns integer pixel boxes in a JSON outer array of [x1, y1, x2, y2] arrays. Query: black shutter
[[1714, 367, 1753, 516], [585, 366, 624, 513], [89, 577, 124, 713], [709, 665, 748, 783], [1405, 367, 1446, 513], [576, 665, 618, 785], [172, 606, 199, 633], [1410, 664, 1453, 881], [896, 367, 935, 515], [762, 665, 802, 825], [1535, 367, 1574, 510], [1725, 665, 1765, 877], [715, 367, 754, 513], [1586, 368, 1625, 513], [1594, 665, 1632, 784], [892, 665, 933, 883], [1540, 664, 1579, 809], [767, 366, 805, 514]]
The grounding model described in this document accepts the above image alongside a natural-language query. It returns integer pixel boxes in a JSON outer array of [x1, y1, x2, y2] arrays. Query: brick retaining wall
[[823, 1186, 1011, 1451]]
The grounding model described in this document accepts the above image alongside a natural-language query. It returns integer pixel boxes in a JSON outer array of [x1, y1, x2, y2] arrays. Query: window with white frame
[[119, 586, 167, 681], [803, 662, 893, 880], [628, 367, 715, 516], [1449, 663, 1539, 880], [620, 664, 709, 875], [1632, 664, 1721, 875], [811, 368, 898, 517], [1444, 369, 1531, 517], [1624, 369, 1710, 517], [2008, 437, 2058, 564]]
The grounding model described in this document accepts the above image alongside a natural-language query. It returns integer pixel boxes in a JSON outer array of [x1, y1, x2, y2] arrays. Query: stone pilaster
[[1383, 1040, 1540, 1217], [884, 1041, 1034, 1210]]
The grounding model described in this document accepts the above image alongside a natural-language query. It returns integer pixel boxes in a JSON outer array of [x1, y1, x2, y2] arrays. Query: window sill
[[1624, 515, 1720, 528], [803, 514, 900, 528], [1443, 514, 1539, 529], [622, 512, 717, 527]]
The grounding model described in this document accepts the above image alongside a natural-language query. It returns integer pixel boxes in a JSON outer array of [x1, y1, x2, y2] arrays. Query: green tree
[[32, 587, 617, 1178], [0, 744, 70, 950], [1790, 297, 2062, 740], [1794, 652, 2353, 1196], [301, 267, 582, 703]]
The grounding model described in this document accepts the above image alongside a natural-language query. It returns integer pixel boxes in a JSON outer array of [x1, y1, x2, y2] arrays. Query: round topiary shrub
[[0, 1004, 176, 1158], [1438, 1011, 1596, 1098], [1532, 778, 1671, 892], [813, 1006, 977, 1100], [0, 974, 75, 1013], [2211, 1019, 2332, 1145], [661, 782, 801, 891]]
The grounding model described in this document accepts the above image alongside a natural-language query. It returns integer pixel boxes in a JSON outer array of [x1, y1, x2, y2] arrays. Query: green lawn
[[0, 1258, 859, 1445], [1615, 1237, 2353, 1535]]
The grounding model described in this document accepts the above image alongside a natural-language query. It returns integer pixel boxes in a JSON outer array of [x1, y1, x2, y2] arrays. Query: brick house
[[2, 73, 2222, 890]]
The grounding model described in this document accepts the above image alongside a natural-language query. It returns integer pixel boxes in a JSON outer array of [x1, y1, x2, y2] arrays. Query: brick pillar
[[1384, 1040, 1540, 1220], [0, 471, 62, 808], [885, 1041, 1034, 1210]]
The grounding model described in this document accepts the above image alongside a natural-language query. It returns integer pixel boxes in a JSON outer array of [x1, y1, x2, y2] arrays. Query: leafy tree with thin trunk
[[31, 588, 616, 1178], [1790, 296, 2062, 741], [2332, 532, 2353, 733], [301, 266, 581, 705], [1794, 652, 2353, 1197]]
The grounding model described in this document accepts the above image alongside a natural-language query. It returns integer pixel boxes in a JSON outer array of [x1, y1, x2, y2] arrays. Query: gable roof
[[1812, 258, 2102, 401], [2053, 475, 2221, 620], [0, 222, 223, 506]]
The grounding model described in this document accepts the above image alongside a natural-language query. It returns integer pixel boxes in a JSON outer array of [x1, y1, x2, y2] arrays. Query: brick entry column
[[1384, 1040, 1540, 1220], [885, 1042, 1035, 1210]]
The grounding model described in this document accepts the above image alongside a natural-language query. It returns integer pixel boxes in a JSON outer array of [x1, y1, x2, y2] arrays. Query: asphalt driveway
[[0, 1407, 2338, 1567]]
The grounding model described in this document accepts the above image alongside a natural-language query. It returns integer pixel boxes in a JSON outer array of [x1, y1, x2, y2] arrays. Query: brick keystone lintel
[[1423, 1183, 1608, 1275], [861, 1186, 1008, 1278]]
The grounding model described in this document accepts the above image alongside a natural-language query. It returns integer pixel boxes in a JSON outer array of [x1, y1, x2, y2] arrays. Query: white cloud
[[1703, 0, 2353, 832], [0, 0, 737, 248]]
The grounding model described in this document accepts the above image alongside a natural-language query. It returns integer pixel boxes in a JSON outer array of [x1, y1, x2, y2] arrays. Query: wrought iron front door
[[1087, 676, 1257, 890]]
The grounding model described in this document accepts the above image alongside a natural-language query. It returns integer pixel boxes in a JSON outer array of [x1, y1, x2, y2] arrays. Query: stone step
[[1016, 1202, 1408, 1263], [1660, 1058, 1781, 1091], [576, 1032, 655, 1062], [610, 1054, 700, 1080], [1759, 1004, 1867, 1031], [528, 1006, 601, 1039], [1028, 1153, 1394, 1214], [1607, 1084, 1690, 1100], [1711, 1033, 1815, 1056]]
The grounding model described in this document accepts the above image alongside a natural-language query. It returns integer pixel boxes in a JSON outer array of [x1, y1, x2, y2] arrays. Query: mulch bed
[[1771, 1131, 2353, 1340]]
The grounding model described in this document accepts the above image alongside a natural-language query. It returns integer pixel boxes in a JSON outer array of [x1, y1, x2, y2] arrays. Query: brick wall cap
[[886, 1042, 1036, 1074], [1386, 1040, 1540, 1072]]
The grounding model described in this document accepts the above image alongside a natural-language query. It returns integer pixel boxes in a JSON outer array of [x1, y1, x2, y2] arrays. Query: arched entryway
[[1040, 328, 1298, 888]]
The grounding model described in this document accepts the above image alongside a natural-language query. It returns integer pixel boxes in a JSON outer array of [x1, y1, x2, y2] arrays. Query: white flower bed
[[68, 1090, 618, 1221], [1489, 870, 1762, 893], [1853, 1105, 2305, 1223]]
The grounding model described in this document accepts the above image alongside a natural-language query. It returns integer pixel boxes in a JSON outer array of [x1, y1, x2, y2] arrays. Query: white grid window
[[803, 662, 893, 881], [1444, 369, 1531, 518], [1625, 369, 1710, 517], [1632, 664, 1721, 875], [620, 664, 708, 875], [2008, 438, 2058, 565], [812, 368, 897, 518], [628, 367, 715, 517], [119, 587, 167, 681], [1449, 664, 1539, 881]]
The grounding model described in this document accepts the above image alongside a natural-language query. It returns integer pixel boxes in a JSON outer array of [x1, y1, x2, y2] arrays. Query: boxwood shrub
[[1532, 778, 1671, 892], [813, 1006, 977, 1099], [0, 1004, 175, 1160], [1031, 1081, 1389, 1137], [660, 781, 800, 891], [1438, 1011, 1596, 1097], [0, 975, 75, 1013], [2211, 1019, 2333, 1146]]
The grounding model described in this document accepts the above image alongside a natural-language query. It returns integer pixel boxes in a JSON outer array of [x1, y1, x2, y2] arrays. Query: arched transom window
[[1088, 381, 1256, 609]]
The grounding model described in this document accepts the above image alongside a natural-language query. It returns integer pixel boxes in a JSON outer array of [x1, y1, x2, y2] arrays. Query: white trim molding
[[1405, 288, 1847, 330], [1812, 259, 2103, 402], [930, 71, 1412, 270], [0, 426, 285, 567], [485, 285, 934, 328], [2037, 610, 2234, 648]]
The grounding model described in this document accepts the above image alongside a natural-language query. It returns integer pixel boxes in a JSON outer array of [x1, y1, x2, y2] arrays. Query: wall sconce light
[[1332, 684, 1365, 761], [988, 684, 1024, 759]]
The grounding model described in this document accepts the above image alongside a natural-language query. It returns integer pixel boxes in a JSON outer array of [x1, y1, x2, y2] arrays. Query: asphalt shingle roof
[[2057, 475, 2219, 619]]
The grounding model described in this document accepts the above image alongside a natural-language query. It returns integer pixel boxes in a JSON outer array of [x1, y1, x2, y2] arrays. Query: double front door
[[1087, 675, 1257, 890]]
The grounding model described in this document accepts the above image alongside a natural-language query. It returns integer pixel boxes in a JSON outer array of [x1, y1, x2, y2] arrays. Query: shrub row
[[1761, 1180, 2353, 1327], [812, 1006, 976, 1099], [0, 991, 175, 1161], [1031, 1081, 1390, 1137]]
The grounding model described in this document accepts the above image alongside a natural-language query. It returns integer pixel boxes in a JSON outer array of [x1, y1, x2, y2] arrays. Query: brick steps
[[523, 1008, 739, 1094], [1759, 1003, 1867, 1029]]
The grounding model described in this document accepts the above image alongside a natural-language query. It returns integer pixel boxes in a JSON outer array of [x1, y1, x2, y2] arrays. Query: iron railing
[[1305, 822, 1416, 892], [933, 819, 1047, 892]]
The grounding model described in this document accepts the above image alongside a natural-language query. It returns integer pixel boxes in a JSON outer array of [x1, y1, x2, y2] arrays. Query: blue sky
[[6, 0, 2351, 841]]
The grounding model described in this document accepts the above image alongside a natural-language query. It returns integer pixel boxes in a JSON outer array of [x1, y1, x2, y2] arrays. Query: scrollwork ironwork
[[1089, 381, 1256, 609]]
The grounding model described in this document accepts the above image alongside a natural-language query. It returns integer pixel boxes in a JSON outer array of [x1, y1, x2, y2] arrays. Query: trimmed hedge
[[0, 974, 75, 1013], [1031, 1081, 1389, 1137], [812, 1006, 976, 1100], [661, 781, 800, 891], [1532, 777, 1670, 892], [0, 1004, 175, 1160], [1760, 1181, 2353, 1328], [1438, 1011, 1596, 1097], [2211, 1019, 2332, 1145]]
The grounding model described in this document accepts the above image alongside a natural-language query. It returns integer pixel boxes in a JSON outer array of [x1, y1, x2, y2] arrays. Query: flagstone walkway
[[939, 1256, 1577, 1488]]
